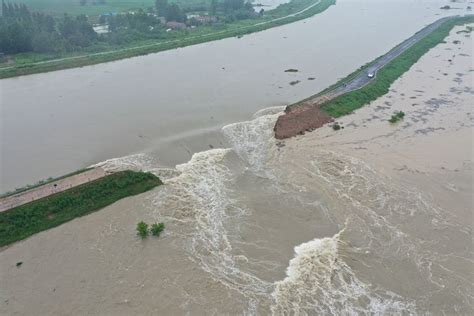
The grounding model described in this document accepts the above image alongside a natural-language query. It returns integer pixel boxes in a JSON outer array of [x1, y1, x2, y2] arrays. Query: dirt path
[[0, 168, 108, 212]]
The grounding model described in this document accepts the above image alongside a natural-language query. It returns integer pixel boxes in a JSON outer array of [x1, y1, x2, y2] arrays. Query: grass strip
[[0, 170, 162, 247], [320, 16, 474, 118]]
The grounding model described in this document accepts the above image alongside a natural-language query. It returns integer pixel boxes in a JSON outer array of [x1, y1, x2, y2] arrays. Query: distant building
[[100, 12, 115, 18], [93, 24, 110, 34], [187, 14, 217, 25], [165, 21, 187, 30], [194, 15, 217, 24]]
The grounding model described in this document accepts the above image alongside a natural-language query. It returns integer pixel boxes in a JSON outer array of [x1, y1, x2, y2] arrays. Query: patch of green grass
[[0, 171, 162, 247], [0, 0, 335, 78], [320, 16, 474, 118], [388, 111, 405, 123]]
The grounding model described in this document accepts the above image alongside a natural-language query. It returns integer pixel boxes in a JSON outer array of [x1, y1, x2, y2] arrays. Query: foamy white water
[[272, 228, 415, 315]]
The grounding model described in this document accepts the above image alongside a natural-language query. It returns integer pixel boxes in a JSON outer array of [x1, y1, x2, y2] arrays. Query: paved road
[[0, 168, 107, 212]]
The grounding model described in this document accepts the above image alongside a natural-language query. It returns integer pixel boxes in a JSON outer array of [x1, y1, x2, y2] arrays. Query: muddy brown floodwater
[[0, 0, 468, 193], [1, 23, 472, 315]]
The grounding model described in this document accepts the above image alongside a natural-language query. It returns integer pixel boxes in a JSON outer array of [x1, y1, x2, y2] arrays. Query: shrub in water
[[389, 111, 405, 123], [151, 223, 165, 237], [137, 221, 149, 238]]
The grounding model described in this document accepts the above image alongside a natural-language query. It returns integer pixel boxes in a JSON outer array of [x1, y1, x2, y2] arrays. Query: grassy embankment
[[0, 171, 162, 247], [319, 16, 474, 118], [0, 0, 335, 78]]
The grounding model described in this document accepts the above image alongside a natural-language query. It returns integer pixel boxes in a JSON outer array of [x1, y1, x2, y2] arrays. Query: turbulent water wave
[[150, 149, 273, 313], [92, 153, 157, 171], [91, 153, 180, 180], [92, 105, 472, 314], [271, 227, 416, 315], [301, 150, 472, 314], [222, 110, 282, 174]]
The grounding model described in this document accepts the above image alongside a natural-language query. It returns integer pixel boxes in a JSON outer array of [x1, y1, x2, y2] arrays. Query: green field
[[0, 170, 162, 247], [7, 0, 216, 17], [8, 0, 153, 17], [320, 16, 474, 118]]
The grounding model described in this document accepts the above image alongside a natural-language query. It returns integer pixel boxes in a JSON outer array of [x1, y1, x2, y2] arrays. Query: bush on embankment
[[0, 171, 162, 247], [321, 16, 474, 118]]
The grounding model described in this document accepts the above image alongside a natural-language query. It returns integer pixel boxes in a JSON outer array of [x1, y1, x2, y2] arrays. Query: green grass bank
[[320, 16, 474, 118], [0, 170, 162, 247], [0, 0, 335, 78]]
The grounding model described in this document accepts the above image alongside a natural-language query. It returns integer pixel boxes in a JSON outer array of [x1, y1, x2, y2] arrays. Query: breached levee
[[223, 106, 284, 173], [273, 15, 474, 139], [274, 104, 333, 139]]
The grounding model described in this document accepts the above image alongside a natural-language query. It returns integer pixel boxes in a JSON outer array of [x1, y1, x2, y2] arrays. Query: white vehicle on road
[[367, 72, 375, 78]]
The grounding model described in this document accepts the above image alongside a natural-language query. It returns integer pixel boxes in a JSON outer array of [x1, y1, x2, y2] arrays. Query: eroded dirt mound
[[274, 104, 333, 139]]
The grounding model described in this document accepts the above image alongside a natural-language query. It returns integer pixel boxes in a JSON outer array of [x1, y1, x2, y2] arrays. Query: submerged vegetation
[[150, 222, 165, 236], [136, 221, 165, 238], [0, 171, 162, 247], [137, 221, 149, 238], [388, 111, 405, 123], [0, 0, 335, 78], [320, 16, 474, 118]]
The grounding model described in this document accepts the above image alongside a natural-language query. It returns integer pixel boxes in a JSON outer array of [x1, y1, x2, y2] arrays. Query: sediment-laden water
[[91, 28, 473, 313], [1, 0, 468, 192], [92, 97, 471, 314], [1, 4, 472, 316]]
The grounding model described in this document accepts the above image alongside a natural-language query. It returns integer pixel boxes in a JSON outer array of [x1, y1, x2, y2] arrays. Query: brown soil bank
[[274, 104, 332, 139]]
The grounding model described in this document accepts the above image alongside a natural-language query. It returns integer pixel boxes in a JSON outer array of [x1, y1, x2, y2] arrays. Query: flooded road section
[[0, 0, 467, 192]]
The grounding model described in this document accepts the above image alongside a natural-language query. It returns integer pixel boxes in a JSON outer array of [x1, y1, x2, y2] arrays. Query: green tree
[[155, 0, 168, 16], [165, 4, 185, 22], [31, 31, 59, 53], [223, 0, 244, 12], [210, 0, 218, 15]]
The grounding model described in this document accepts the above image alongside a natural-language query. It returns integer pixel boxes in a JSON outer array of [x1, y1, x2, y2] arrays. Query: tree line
[[1, 1, 97, 54], [0, 0, 259, 55]]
